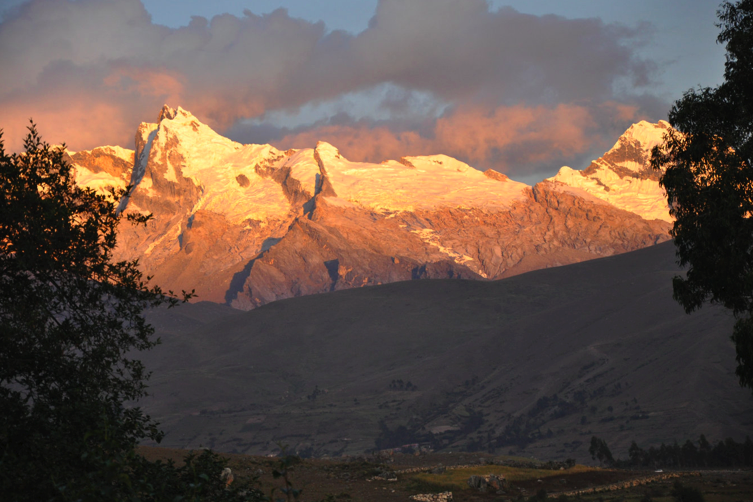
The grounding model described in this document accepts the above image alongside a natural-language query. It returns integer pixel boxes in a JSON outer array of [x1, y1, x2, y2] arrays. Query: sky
[[0, 0, 727, 183]]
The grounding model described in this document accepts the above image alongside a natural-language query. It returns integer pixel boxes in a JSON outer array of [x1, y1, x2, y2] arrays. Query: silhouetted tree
[[651, 0, 753, 391], [622, 435, 753, 468], [0, 124, 258, 501]]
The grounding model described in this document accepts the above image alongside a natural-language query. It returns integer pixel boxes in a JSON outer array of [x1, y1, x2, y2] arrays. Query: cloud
[[0, 0, 662, 175], [254, 101, 642, 176], [0, 60, 185, 151]]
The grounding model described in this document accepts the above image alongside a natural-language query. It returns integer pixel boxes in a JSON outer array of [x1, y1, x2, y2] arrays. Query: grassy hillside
[[139, 242, 753, 461]]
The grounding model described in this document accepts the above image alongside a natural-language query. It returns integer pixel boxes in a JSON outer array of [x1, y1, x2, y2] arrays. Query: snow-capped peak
[[98, 105, 677, 227], [615, 120, 671, 154], [547, 120, 673, 222], [123, 105, 302, 226]]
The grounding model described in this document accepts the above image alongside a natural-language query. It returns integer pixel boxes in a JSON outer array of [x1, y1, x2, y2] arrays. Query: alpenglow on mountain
[[66, 105, 672, 309]]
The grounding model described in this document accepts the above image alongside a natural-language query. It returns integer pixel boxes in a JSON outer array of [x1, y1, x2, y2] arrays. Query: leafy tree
[[0, 124, 259, 501], [651, 0, 753, 391], [629, 440, 647, 466], [617, 434, 753, 468], [698, 434, 712, 466], [588, 436, 614, 466]]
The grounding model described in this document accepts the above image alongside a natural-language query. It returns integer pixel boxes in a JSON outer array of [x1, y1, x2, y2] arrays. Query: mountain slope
[[138, 241, 753, 461], [230, 183, 669, 309], [548, 120, 672, 222], [69, 106, 672, 308]]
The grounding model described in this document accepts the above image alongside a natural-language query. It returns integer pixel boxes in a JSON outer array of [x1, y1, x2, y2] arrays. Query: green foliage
[[588, 436, 614, 466], [627, 434, 753, 468], [650, 0, 753, 390], [270, 450, 304, 502], [60, 444, 264, 502], [375, 421, 421, 450], [0, 124, 264, 501]]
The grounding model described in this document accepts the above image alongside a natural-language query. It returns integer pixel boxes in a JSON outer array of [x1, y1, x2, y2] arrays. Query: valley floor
[[137, 446, 753, 501]]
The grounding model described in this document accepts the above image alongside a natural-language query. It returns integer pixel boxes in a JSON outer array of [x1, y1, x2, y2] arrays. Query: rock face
[[69, 106, 672, 309], [548, 120, 673, 222]]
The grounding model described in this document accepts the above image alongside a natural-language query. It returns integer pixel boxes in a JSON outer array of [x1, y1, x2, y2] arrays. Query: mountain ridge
[[68, 105, 672, 309]]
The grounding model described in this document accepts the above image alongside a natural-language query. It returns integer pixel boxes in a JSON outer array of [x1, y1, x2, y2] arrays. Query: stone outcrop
[[69, 106, 673, 309], [467, 474, 508, 493]]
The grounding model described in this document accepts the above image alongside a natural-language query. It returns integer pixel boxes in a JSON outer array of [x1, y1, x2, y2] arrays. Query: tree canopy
[[651, 0, 753, 391], [0, 124, 258, 501]]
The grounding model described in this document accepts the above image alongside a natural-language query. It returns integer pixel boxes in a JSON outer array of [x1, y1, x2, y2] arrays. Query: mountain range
[[66, 106, 672, 308]]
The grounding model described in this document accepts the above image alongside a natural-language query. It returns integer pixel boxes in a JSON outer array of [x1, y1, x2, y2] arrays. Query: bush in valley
[[458, 407, 484, 435], [389, 379, 417, 391], [463, 375, 480, 388], [374, 421, 431, 450], [540, 459, 576, 470], [307, 385, 327, 400], [588, 434, 753, 468], [589, 436, 615, 466], [627, 434, 753, 468]]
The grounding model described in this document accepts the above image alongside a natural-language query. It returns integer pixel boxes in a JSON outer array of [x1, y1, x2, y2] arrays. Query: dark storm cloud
[[0, 0, 662, 174]]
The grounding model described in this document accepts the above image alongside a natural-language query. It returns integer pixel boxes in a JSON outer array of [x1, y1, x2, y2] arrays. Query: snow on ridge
[[81, 145, 134, 164], [400, 154, 475, 174], [410, 228, 485, 276], [74, 166, 128, 194], [68, 144, 135, 196], [313, 143, 529, 213], [105, 145, 133, 161], [548, 166, 671, 222], [74, 106, 675, 225], [548, 120, 673, 222], [283, 148, 319, 198]]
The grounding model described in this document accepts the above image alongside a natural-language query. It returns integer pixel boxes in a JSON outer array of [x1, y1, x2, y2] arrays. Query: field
[[137, 447, 753, 501]]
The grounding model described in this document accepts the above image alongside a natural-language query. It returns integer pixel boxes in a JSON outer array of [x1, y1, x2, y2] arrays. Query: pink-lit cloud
[[0, 0, 661, 176], [271, 102, 642, 173]]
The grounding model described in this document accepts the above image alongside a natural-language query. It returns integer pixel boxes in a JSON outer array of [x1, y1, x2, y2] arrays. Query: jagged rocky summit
[[67, 105, 672, 310]]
